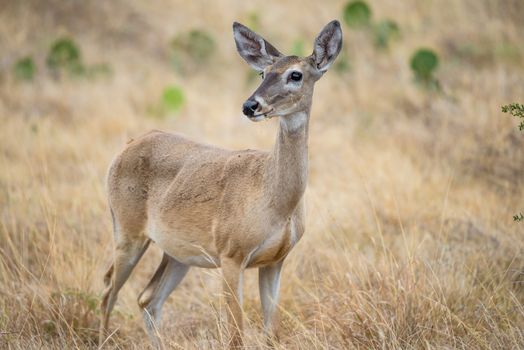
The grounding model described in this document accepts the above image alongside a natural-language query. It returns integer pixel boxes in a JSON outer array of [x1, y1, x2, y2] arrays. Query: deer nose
[[242, 100, 259, 117]]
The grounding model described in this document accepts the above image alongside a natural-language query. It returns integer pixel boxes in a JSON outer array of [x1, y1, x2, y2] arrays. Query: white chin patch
[[249, 115, 266, 122]]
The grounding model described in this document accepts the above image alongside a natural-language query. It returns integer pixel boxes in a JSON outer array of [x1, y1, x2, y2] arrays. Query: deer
[[99, 20, 342, 349]]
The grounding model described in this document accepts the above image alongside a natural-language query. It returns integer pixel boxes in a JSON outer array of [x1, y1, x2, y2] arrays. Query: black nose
[[242, 100, 259, 117]]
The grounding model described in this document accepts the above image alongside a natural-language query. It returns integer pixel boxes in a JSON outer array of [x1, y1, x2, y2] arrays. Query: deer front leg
[[259, 260, 283, 343], [221, 257, 244, 349]]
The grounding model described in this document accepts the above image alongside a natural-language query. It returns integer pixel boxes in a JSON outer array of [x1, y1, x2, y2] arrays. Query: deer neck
[[265, 109, 310, 216]]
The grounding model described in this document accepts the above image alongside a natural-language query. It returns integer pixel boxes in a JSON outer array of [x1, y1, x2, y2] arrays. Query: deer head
[[233, 20, 343, 121]]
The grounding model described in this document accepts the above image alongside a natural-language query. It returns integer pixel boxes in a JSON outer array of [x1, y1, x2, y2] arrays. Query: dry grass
[[1, 0, 524, 349]]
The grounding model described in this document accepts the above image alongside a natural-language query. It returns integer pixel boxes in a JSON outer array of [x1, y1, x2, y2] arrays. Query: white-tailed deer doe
[[99, 20, 342, 348]]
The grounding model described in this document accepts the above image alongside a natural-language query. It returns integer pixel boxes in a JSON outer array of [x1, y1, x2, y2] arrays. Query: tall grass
[[1, 0, 523, 348]]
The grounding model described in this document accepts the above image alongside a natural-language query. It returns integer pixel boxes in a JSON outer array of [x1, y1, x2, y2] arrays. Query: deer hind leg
[[138, 253, 189, 350], [99, 237, 150, 345]]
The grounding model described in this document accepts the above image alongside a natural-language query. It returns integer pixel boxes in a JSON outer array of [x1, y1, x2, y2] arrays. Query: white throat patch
[[281, 111, 307, 133]]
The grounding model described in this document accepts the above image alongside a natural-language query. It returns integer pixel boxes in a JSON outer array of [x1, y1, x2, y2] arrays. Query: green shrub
[[14, 56, 36, 81], [502, 103, 524, 223], [410, 48, 439, 86], [341, 1, 401, 66], [373, 19, 399, 49], [45, 37, 111, 80], [186, 30, 215, 61], [501, 103, 524, 131], [171, 29, 215, 72], [148, 85, 185, 118], [343, 1, 372, 28], [161, 85, 185, 114], [47, 38, 84, 75]]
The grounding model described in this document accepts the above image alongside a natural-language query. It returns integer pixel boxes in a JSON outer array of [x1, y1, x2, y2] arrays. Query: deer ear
[[311, 20, 343, 73], [233, 22, 283, 71]]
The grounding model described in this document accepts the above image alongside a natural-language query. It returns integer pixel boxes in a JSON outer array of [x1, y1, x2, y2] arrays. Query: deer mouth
[[248, 109, 274, 122]]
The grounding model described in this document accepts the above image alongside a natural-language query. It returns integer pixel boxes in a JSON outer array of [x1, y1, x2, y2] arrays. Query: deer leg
[[138, 254, 189, 350], [99, 238, 150, 345], [259, 261, 283, 343], [137, 253, 170, 310], [221, 257, 244, 349]]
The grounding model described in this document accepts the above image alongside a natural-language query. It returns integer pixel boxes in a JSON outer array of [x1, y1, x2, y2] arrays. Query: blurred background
[[1, 0, 523, 349]]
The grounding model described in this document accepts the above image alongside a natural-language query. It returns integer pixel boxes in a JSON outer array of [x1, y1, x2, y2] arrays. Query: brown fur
[[99, 20, 342, 349], [108, 130, 304, 268]]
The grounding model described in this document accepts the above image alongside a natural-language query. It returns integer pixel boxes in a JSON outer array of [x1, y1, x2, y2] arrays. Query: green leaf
[[171, 29, 215, 64], [14, 56, 36, 81], [343, 1, 372, 28], [410, 48, 439, 82], [501, 103, 524, 131], [161, 86, 185, 114]]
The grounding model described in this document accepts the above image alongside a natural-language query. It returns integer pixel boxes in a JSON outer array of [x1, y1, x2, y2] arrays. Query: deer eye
[[259, 71, 264, 79], [289, 71, 302, 82]]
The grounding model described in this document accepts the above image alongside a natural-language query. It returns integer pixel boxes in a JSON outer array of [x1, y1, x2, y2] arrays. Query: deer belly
[[148, 230, 220, 268], [174, 254, 220, 268]]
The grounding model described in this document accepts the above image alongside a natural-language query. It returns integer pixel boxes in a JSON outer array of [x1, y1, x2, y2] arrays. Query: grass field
[[1, 0, 523, 348]]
